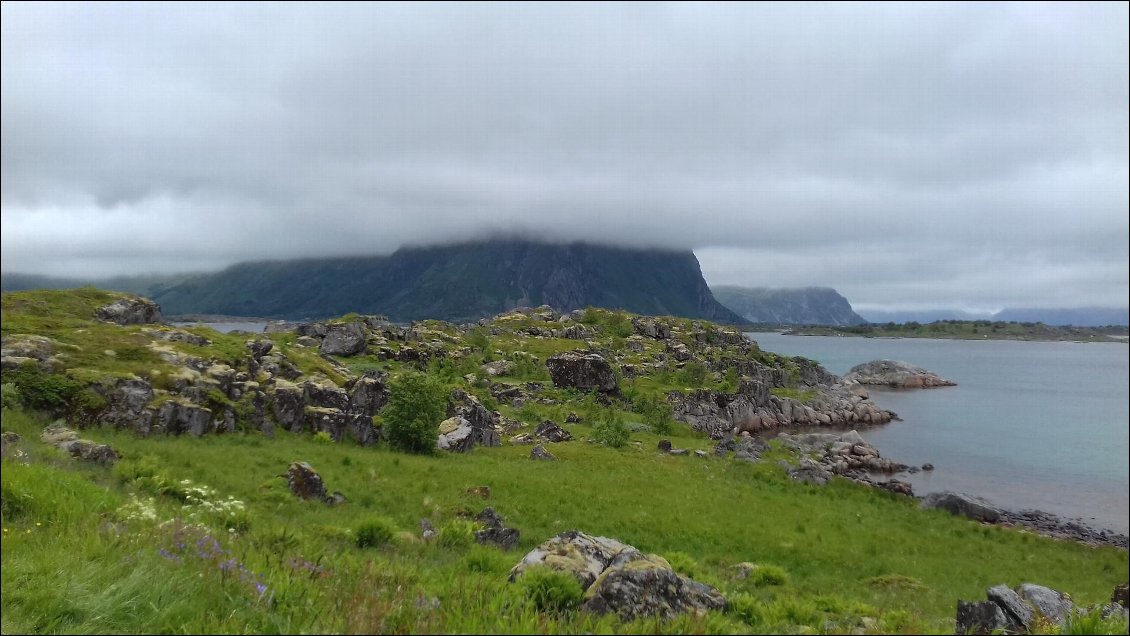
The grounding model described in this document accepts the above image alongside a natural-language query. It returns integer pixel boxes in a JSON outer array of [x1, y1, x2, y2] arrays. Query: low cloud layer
[[2, 3, 1126, 310]]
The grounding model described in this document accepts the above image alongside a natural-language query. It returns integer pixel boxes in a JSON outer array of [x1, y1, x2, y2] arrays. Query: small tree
[[383, 371, 447, 454]]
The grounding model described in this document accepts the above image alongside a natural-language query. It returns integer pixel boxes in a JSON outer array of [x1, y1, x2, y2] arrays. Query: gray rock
[[62, 439, 120, 466], [694, 449, 708, 458], [530, 443, 556, 461], [788, 457, 832, 485], [481, 360, 515, 377], [921, 491, 1002, 523], [509, 530, 726, 621], [545, 351, 619, 394], [581, 555, 728, 620], [844, 359, 955, 388], [955, 600, 1010, 635], [474, 507, 520, 550], [1114, 582, 1129, 609], [987, 584, 1034, 630], [510, 433, 534, 445], [1017, 583, 1075, 626], [535, 420, 573, 443], [320, 322, 367, 356], [509, 530, 631, 589], [304, 407, 349, 441], [271, 382, 306, 432], [658, 439, 672, 452], [668, 448, 688, 456], [437, 417, 474, 452], [922, 462, 935, 471], [285, 461, 340, 504], [96, 296, 162, 325], [157, 400, 215, 436]]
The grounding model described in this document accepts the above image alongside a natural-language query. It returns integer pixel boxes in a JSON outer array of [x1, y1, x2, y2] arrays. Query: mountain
[[711, 286, 866, 326], [73, 240, 747, 323], [992, 307, 1129, 327]]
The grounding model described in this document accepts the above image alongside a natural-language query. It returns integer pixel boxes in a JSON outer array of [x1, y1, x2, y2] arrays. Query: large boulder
[[437, 417, 474, 453], [320, 322, 367, 356], [955, 600, 1012, 635], [583, 555, 728, 621], [96, 296, 162, 325], [545, 351, 619, 394], [921, 491, 1002, 523], [509, 530, 726, 620], [844, 360, 955, 388], [956, 583, 1079, 634], [39, 423, 119, 465]]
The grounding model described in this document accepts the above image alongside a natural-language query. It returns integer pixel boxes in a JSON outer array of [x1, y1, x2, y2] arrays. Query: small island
[[844, 360, 956, 389], [784, 320, 1128, 343]]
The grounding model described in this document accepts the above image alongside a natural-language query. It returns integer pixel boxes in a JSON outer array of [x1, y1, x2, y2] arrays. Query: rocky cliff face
[[712, 286, 866, 326], [147, 240, 747, 324]]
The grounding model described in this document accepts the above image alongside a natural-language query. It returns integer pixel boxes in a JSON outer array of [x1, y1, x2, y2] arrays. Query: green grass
[[2, 406, 1125, 634]]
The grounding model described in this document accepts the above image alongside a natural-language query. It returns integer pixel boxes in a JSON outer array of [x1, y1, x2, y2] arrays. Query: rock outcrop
[[921, 491, 1002, 523], [545, 351, 619, 394], [844, 360, 956, 388], [509, 530, 727, 620], [955, 582, 1084, 634], [96, 296, 162, 325], [320, 321, 368, 356], [39, 423, 119, 465], [671, 363, 894, 439]]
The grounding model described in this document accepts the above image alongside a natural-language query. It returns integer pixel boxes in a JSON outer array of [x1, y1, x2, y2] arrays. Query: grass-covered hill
[[1, 288, 1126, 634]]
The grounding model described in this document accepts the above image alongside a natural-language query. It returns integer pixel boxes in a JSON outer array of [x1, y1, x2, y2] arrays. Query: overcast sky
[[2, 2, 1127, 312]]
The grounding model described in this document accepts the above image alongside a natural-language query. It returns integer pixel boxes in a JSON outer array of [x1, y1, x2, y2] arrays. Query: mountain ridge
[[16, 240, 745, 324], [712, 285, 866, 326]]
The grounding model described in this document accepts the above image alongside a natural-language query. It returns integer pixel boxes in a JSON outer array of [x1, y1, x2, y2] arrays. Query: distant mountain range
[[712, 286, 866, 326], [3, 241, 743, 324]]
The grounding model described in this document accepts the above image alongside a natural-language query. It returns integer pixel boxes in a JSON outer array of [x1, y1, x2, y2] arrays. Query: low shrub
[[518, 567, 584, 612], [355, 517, 397, 549]]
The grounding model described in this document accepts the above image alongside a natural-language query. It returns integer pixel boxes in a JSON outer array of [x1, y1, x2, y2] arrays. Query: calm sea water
[[748, 332, 1130, 534]]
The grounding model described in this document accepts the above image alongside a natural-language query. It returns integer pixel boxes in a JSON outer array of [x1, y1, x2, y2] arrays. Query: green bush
[[592, 408, 629, 448], [749, 564, 789, 586], [636, 393, 675, 435], [0, 383, 21, 410], [3, 365, 84, 412], [727, 592, 765, 627], [383, 371, 448, 454], [518, 566, 584, 612], [437, 519, 477, 549], [462, 546, 508, 574], [355, 517, 397, 548], [312, 431, 334, 445]]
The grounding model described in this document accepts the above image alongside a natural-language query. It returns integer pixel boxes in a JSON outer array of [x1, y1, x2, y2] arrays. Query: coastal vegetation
[[1, 288, 1126, 634]]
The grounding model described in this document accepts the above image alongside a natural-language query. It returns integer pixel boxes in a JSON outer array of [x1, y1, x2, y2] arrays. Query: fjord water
[[749, 332, 1130, 534]]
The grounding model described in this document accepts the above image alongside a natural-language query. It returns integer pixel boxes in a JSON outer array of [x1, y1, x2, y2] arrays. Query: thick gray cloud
[[2, 2, 1126, 310]]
